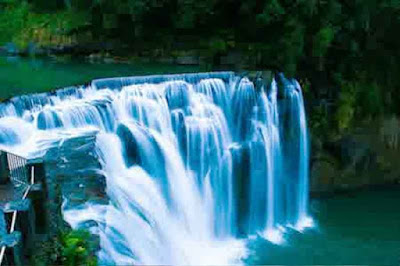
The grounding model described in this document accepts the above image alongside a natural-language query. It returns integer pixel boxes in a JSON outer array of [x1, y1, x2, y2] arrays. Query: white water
[[0, 72, 311, 264]]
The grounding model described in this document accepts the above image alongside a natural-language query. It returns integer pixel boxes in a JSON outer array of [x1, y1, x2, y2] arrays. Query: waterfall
[[0, 72, 312, 264]]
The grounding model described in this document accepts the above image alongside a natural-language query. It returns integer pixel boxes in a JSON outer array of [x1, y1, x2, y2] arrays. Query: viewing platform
[[0, 150, 45, 266]]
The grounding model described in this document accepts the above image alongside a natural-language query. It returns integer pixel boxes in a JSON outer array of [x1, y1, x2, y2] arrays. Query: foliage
[[257, 0, 285, 24], [0, 0, 88, 49], [280, 18, 305, 76], [309, 105, 330, 138], [356, 80, 383, 119], [312, 25, 335, 69], [0, 0, 30, 45], [335, 80, 357, 133], [1, 0, 400, 122], [332, 71, 384, 134], [209, 37, 227, 54], [60, 230, 97, 266], [31, 229, 97, 266]]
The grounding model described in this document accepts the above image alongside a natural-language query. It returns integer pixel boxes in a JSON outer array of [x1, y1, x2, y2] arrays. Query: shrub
[[60, 230, 97, 266], [333, 72, 384, 134], [31, 229, 97, 266], [0, 0, 88, 49], [309, 105, 329, 139], [335, 80, 357, 133], [357, 81, 383, 118]]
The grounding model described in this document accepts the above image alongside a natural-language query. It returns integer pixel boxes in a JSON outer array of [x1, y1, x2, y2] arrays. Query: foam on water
[[0, 72, 311, 264]]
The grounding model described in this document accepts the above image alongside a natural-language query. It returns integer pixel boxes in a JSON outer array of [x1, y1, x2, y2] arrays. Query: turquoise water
[[0, 55, 202, 100], [246, 188, 400, 265]]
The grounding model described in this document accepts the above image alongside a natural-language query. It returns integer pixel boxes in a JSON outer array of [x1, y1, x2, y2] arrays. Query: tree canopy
[[1, 0, 400, 118]]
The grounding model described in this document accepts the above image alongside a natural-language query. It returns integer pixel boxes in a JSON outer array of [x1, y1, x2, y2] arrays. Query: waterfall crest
[[0, 72, 312, 264]]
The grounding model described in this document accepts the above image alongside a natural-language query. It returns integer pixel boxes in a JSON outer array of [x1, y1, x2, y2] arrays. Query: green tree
[[257, 0, 285, 25], [312, 25, 335, 71]]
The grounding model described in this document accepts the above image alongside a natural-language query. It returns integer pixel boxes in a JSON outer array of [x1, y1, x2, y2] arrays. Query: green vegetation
[[309, 105, 330, 139], [0, 0, 87, 49], [1, 0, 399, 132], [335, 79, 357, 134], [31, 229, 97, 266]]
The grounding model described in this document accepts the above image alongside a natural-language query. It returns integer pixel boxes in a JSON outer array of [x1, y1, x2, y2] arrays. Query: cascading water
[[0, 71, 312, 264]]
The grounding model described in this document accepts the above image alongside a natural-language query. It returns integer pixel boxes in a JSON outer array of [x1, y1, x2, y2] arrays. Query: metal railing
[[0, 160, 35, 265], [6, 152, 29, 186]]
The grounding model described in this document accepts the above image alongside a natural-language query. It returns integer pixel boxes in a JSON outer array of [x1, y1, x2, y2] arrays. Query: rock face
[[310, 117, 400, 196], [380, 115, 400, 150], [40, 132, 107, 233], [175, 55, 200, 65], [310, 155, 336, 195], [4, 43, 19, 55]]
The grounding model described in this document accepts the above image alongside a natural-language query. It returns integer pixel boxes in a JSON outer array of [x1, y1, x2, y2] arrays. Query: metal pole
[[0, 165, 35, 266], [0, 246, 5, 265]]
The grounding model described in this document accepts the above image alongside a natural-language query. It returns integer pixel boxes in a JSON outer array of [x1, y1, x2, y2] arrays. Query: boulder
[[220, 51, 242, 66]]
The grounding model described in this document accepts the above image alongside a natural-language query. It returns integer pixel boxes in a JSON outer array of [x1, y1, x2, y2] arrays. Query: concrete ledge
[[0, 231, 21, 247]]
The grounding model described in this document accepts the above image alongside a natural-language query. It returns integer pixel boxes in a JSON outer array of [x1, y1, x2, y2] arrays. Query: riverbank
[[0, 42, 257, 73]]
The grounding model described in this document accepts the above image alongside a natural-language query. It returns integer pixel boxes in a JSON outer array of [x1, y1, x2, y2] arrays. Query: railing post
[[0, 151, 9, 184], [27, 164, 48, 235]]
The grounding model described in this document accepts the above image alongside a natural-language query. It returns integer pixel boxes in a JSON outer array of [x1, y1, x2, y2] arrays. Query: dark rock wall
[[310, 116, 400, 196]]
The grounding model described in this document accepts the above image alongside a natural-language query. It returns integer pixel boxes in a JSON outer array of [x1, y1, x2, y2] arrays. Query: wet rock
[[380, 116, 400, 150], [338, 136, 370, 168], [4, 43, 18, 55], [220, 51, 242, 66], [25, 42, 45, 56], [40, 132, 108, 233], [310, 159, 336, 194], [246, 70, 273, 91], [176, 55, 199, 65], [0, 231, 21, 247], [117, 123, 142, 167], [2, 199, 31, 212]]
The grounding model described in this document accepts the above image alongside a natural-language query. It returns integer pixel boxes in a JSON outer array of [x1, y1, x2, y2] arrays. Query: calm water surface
[[248, 188, 400, 265], [0, 55, 201, 99]]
